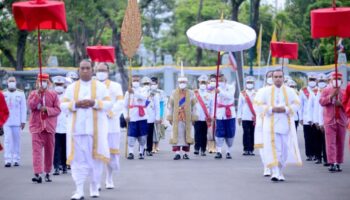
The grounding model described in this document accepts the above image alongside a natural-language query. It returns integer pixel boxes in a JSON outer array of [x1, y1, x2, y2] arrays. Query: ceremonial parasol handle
[[212, 51, 221, 138], [125, 58, 132, 158]]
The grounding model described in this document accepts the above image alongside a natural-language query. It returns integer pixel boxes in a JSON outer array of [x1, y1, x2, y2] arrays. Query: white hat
[[287, 79, 297, 87], [141, 76, 151, 84], [177, 60, 188, 82], [198, 75, 208, 82], [52, 76, 66, 84], [307, 72, 317, 79], [284, 75, 292, 82], [66, 71, 79, 80], [317, 73, 327, 80], [245, 76, 255, 82]]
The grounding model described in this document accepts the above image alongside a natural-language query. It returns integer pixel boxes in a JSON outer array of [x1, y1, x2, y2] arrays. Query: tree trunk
[[0, 45, 17, 67], [230, 0, 246, 92], [16, 31, 28, 71], [195, 0, 204, 66]]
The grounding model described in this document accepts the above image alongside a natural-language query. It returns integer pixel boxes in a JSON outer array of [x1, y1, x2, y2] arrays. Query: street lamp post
[[249, 0, 254, 76]]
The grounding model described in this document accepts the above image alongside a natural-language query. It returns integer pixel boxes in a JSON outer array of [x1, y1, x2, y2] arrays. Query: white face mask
[[199, 84, 207, 90], [96, 72, 108, 81], [151, 84, 158, 90], [218, 82, 225, 87], [143, 85, 150, 91], [308, 81, 316, 88], [54, 86, 65, 93], [132, 81, 140, 88], [266, 77, 273, 85], [41, 81, 48, 89], [8, 82, 16, 89], [246, 83, 254, 89], [179, 83, 187, 89], [318, 81, 327, 89], [209, 82, 216, 88], [332, 80, 342, 88]]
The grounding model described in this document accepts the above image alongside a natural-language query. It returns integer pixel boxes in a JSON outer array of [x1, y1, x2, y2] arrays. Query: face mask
[[199, 84, 207, 90], [96, 72, 108, 81], [151, 84, 158, 90], [318, 82, 327, 88], [8, 82, 16, 89], [209, 82, 216, 88], [218, 82, 225, 87], [179, 83, 187, 89], [246, 83, 254, 89], [308, 81, 316, 88], [54, 86, 65, 93], [266, 77, 273, 85], [143, 85, 150, 91], [41, 82, 48, 89], [332, 80, 342, 88], [132, 82, 140, 88]]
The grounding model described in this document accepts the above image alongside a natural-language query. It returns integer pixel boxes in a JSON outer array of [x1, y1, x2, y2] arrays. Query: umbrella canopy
[[311, 7, 350, 38], [270, 42, 298, 60], [12, 0, 68, 32], [87, 46, 116, 63], [186, 20, 256, 52]]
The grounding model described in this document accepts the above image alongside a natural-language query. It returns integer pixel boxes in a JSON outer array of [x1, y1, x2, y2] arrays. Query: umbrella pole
[[212, 51, 221, 138], [334, 36, 338, 87], [38, 27, 43, 87], [125, 58, 132, 158]]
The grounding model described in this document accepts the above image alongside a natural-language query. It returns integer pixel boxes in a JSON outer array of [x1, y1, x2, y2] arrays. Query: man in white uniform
[[141, 76, 160, 157], [254, 69, 302, 182], [95, 62, 124, 189], [237, 76, 257, 156], [3, 76, 27, 167], [61, 60, 111, 199], [124, 75, 149, 160], [52, 76, 68, 175]]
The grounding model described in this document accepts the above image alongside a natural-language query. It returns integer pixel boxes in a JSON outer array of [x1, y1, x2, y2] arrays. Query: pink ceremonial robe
[[28, 90, 60, 174], [319, 86, 347, 164], [0, 92, 10, 151], [342, 83, 350, 151]]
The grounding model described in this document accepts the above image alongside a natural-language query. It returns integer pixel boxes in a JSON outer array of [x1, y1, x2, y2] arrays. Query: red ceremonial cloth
[[0, 92, 9, 126], [12, 0, 68, 32], [270, 42, 298, 59], [87, 46, 116, 63], [311, 7, 350, 38], [342, 83, 350, 118]]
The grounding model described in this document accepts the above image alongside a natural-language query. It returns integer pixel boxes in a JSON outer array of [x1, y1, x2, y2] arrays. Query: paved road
[[1, 126, 350, 200]]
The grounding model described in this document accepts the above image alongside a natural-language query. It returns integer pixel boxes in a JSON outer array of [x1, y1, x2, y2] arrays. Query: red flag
[[228, 52, 238, 71]]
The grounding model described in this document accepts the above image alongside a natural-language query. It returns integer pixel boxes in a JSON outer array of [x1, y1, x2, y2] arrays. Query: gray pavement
[[1, 125, 350, 200]]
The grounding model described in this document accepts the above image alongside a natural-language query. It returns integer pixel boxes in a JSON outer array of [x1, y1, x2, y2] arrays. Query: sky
[[261, 0, 286, 10]]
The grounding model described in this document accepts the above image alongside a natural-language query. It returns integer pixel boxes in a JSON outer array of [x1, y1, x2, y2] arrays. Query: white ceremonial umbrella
[[186, 19, 256, 134]]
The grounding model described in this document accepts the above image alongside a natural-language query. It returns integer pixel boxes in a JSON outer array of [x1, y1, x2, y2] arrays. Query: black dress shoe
[[271, 176, 279, 182], [328, 164, 337, 172], [4, 163, 11, 168], [173, 154, 181, 160], [53, 169, 60, 176], [62, 167, 67, 174], [201, 152, 206, 156], [194, 150, 199, 155], [14, 162, 19, 167], [32, 174, 42, 183], [306, 156, 312, 161], [242, 151, 249, 156], [336, 164, 342, 172], [146, 151, 153, 156], [226, 153, 232, 159], [249, 151, 255, 156], [313, 156, 317, 161], [323, 163, 330, 167], [45, 174, 52, 182], [315, 159, 322, 164], [139, 153, 145, 160], [215, 152, 222, 159], [183, 154, 190, 160], [127, 153, 134, 160]]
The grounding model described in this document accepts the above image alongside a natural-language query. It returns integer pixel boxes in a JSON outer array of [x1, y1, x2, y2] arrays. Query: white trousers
[[4, 126, 21, 164], [107, 132, 120, 170], [274, 133, 288, 167], [71, 135, 103, 195]]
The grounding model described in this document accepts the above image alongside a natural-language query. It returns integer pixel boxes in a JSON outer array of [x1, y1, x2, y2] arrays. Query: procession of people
[[1, 59, 350, 199]]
